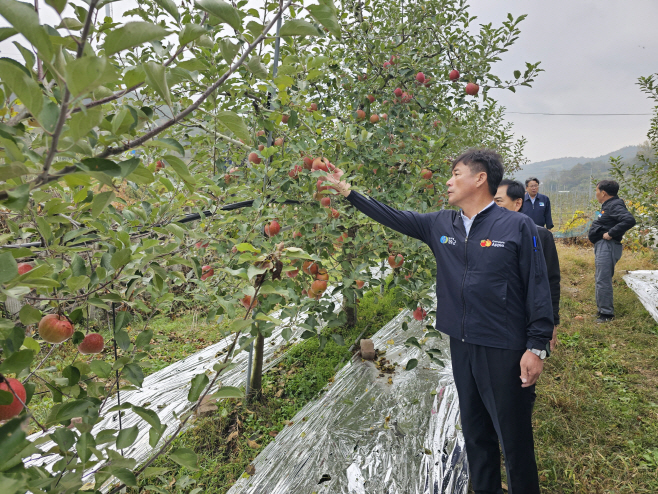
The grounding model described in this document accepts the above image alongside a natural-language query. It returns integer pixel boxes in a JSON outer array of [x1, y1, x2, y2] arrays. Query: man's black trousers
[[450, 337, 540, 494]]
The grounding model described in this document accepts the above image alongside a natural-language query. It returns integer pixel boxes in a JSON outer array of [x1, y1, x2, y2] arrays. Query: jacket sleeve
[[606, 201, 636, 238], [519, 218, 555, 350], [346, 191, 436, 244], [540, 229, 561, 325], [544, 195, 554, 229]]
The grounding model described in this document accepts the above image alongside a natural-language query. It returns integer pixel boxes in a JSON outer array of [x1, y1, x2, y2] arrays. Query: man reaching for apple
[[325, 149, 553, 494]]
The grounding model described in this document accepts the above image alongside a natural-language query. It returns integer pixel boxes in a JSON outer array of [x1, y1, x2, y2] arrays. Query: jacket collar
[[602, 196, 619, 209], [452, 201, 499, 234], [525, 192, 540, 202]]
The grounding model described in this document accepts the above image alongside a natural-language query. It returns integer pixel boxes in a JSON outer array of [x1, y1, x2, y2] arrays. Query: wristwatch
[[528, 348, 547, 360]]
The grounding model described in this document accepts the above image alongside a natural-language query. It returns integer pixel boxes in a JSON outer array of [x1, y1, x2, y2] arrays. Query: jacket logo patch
[[480, 239, 505, 248], [440, 235, 456, 245], [539, 202, 545, 206]]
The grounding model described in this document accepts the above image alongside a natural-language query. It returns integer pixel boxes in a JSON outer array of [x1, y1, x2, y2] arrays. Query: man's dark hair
[[499, 179, 525, 201], [452, 149, 504, 196], [525, 177, 540, 187], [597, 180, 619, 196]]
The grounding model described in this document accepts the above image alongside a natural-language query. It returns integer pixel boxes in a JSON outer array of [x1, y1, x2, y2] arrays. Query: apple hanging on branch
[[388, 254, 404, 269], [465, 82, 479, 95], [17, 263, 33, 275], [38, 314, 74, 344], [201, 265, 214, 281], [412, 307, 428, 321], [0, 378, 26, 421], [78, 333, 105, 354], [265, 220, 280, 237]]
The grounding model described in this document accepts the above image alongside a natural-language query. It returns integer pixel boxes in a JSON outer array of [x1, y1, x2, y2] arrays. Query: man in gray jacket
[[587, 180, 636, 323]]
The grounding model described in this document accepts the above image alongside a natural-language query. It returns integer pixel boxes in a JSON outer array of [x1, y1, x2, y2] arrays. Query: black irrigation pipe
[[0, 198, 302, 253]]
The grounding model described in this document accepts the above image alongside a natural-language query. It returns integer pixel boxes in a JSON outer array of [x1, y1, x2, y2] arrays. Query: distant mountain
[[513, 145, 639, 181]]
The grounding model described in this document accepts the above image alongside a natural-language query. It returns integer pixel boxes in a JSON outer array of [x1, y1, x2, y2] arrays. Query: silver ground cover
[[623, 270, 658, 323], [227, 310, 468, 494]]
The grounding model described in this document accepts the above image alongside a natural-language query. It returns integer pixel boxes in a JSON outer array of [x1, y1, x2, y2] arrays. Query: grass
[[128, 284, 410, 493], [532, 243, 658, 493]]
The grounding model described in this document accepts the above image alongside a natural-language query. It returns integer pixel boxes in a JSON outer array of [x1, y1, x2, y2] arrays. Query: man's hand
[[603, 232, 612, 241], [324, 164, 351, 197], [550, 326, 557, 352], [520, 350, 544, 388]]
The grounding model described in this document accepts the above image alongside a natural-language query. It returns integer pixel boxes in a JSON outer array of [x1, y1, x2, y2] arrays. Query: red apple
[[0, 378, 26, 421], [315, 268, 329, 281], [293, 231, 302, 239], [288, 165, 303, 178], [421, 169, 433, 180], [401, 92, 412, 103], [312, 159, 328, 173], [355, 280, 365, 289], [256, 130, 265, 137], [316, 177, 331, 192], [17, 263, 33, 275], [38, 314, 74, 344], [265, 220, 280, 237], [330, 208, 340, 219], [302, 156, 314, 170], [383, 61, 391, 69], [412, 307, 427, 321], [310, 103, 318, 111], [201, 265, 214, 281], [311, 279, 327, 293], [241, 295, 257, 310], [465, 82, 479, 96], [286, 269, 299, 278], [281, 114, 289, 124], [320, 196, 331, 208], [449, 69, 460, 81], [416, 72, 426, 84], [381, 113, 388, 120], [78, 333, 104, 354], [370, 114, 379, 124], [394, 87, 403, 97], [156, 160, 165, 171], [356, 109, 366, 120], [367, 94, 375, 103], [388, 254, 404, 269], [249, 152, 261, 164], [302, 261, 318, 275], [274, 137, 284, 146]]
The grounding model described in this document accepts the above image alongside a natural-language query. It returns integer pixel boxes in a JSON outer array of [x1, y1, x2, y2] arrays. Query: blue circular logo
[[440, 236, 448, 244]]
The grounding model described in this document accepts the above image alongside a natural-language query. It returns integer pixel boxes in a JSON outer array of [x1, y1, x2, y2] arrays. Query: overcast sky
[[1, 0, 656, 163]]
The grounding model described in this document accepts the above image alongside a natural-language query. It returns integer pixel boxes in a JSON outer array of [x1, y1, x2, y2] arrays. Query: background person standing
[[521, 177, 554, 229], [495, 179, 560, 351], [588, 180, 636, 323]]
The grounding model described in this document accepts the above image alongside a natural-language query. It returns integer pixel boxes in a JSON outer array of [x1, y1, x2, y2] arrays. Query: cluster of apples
[[300, 261, 329, 299]]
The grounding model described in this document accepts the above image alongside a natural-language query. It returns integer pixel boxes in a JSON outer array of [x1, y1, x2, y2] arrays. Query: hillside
[[513, 145, 639, 182]]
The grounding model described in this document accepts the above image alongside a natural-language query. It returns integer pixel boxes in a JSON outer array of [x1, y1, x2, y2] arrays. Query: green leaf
[[91, 191, 115, 218], [104, 22, 169, 56], [163, 155, 196, 184], [1, 184, 29, 211], [0, 349, 33, 374], [0, 390, 14, 405], [514, 69, 521, 79], [142, 467, 170, 478], [154, 0, 180, 21], [0, 417, 30, 473], [0, 162, 29, 181], [111, 467, 137, 487], [79, 158, 121, 176], [126, 164, 155, 185], [195, 0, 242, 31], [77, 431, 96, 463], [0, 58, 42, 123], [0, 27, 17, 42], [331, 333, 345, 346], [45, 0, 67, 14], [0, 251, 19, 283], [247, 265, 267, 280], [89, 359, 112, 378], [307, 2, 341, 38], [179, 23, 206, 46], [114, 329, 131, 352], [188, 372, 209, 402], [404, 336, 421, 349], [168, 447, 199, 470], [22, 336, 40, 353], [111, 248, 132, 270], [405, 358, 418, 371], [132, 405, 162, 430], [279, 19, 322, 37], [123, 363, 144, 387], [54, 399, 92, 422], [134, 329, 153, 349], [116, 425, 139, 449], [143, 62, 172, 107], [218, 39, 240, 63], [245, 55, 268, 79], [51, 427, 76, 451], [0, 0, 53, 58], [216, 111, 251, 144], [66, 275, 90, 292], [18, 305, 41, 325], [210, 386, 243, 399], [69, 107, 104, 141], [65, 56, 118, 97]]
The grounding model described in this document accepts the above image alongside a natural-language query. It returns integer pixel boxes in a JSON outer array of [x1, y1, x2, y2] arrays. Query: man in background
[[495, 179, 560, 350], [521, 177, 554, 230], [588, 180, 636, 323]]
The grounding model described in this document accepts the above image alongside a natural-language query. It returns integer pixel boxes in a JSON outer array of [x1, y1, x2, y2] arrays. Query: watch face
[[540, 350, 547, 359]]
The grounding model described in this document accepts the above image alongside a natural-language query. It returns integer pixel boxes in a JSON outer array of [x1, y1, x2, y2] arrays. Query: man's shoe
[[596, 314, 614, 323]]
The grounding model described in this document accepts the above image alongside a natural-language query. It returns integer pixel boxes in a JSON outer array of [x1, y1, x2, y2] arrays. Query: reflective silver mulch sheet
[[623, 270, 658, 323], [227, 311, 469, 494]]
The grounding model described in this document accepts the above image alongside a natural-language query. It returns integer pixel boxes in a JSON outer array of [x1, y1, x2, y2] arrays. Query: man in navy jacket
[[521, 177, 554, 229], [325, 149, 553, 494]]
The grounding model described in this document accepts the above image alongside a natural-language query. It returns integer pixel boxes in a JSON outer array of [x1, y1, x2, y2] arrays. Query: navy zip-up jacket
[[346, 192, 554, 351], [588, 196, 636, 244], [521, 192, 553, 229]]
